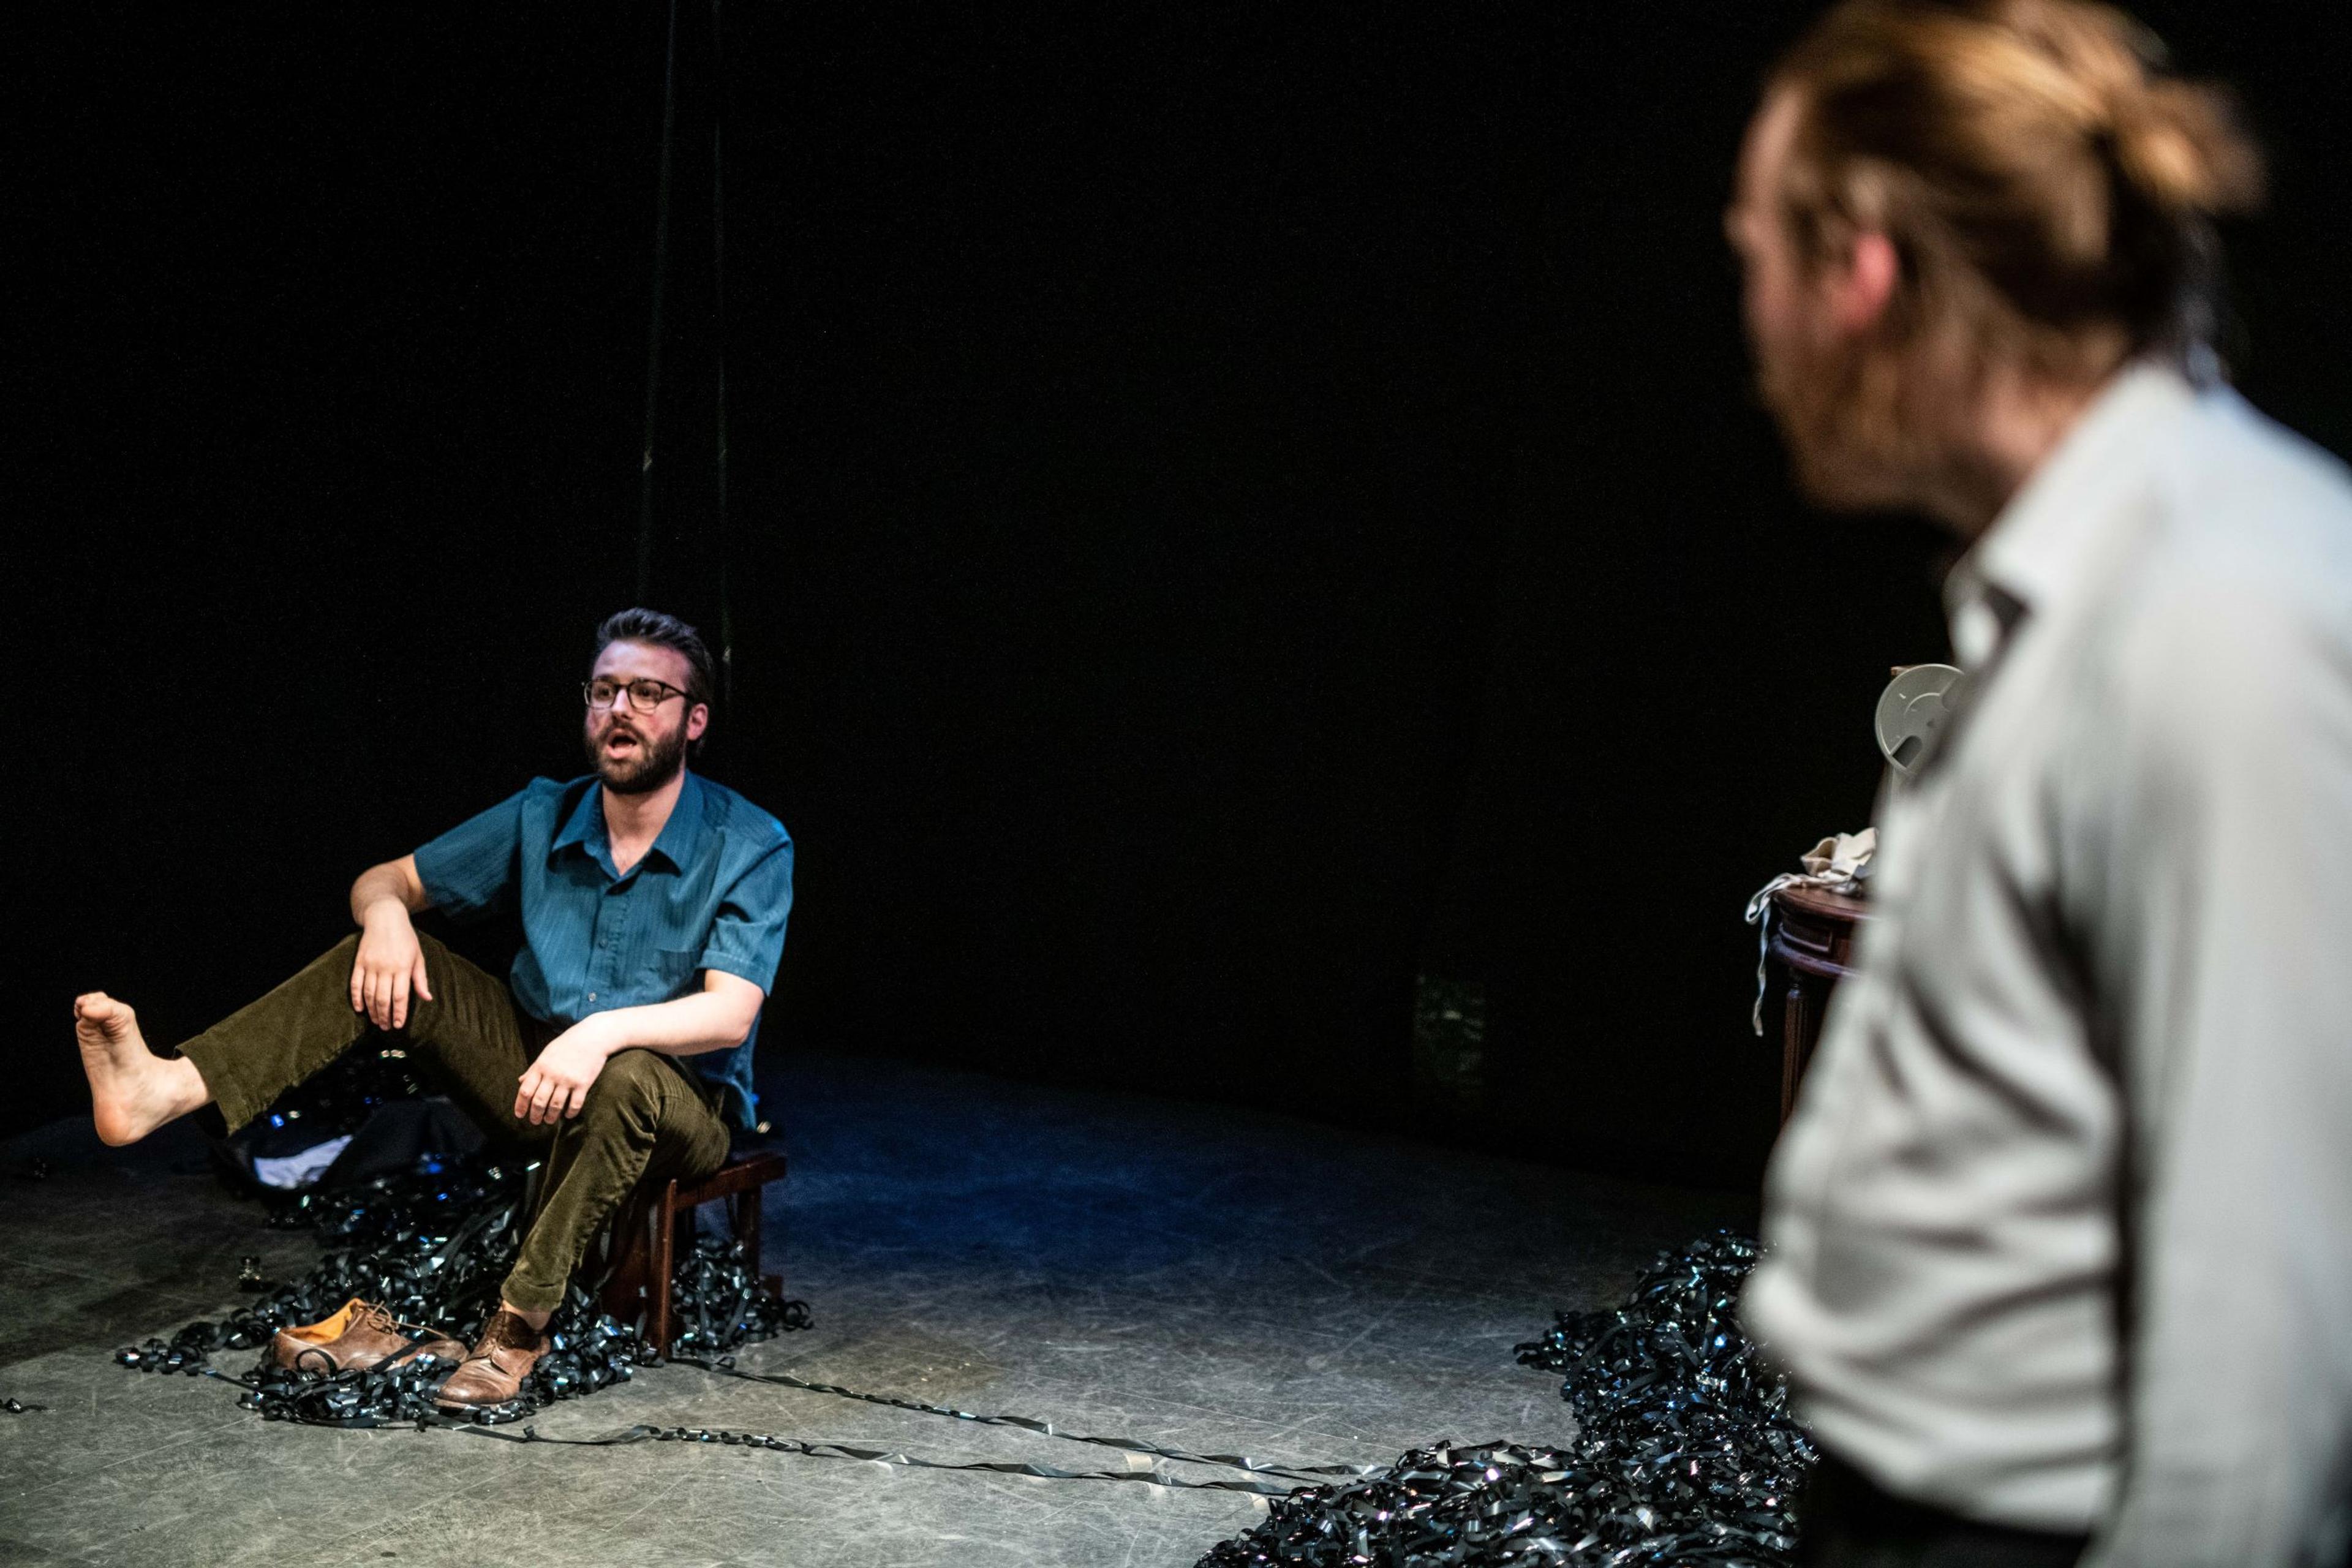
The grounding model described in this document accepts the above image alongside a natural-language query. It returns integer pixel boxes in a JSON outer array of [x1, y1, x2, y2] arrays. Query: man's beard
[[1754, 316, 1922, 513], [586, 719, 689, 796]]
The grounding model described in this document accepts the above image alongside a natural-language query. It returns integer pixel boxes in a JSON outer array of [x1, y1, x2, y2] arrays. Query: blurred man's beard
[[586, 721, 689, 795], [1755, 320, 1917, 512]]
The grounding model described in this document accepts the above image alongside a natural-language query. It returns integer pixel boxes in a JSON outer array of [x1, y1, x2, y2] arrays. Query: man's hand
[[515, 1020, 613, 1125], [350, 902, 434, 1030], [511, 977, 762, 1126]]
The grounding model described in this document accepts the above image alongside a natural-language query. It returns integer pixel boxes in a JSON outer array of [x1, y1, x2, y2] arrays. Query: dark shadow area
[[18, 4, 2351, 1191]]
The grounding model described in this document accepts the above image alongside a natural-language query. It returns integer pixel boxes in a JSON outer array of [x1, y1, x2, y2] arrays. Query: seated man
[[73, 608, 793, 1412]]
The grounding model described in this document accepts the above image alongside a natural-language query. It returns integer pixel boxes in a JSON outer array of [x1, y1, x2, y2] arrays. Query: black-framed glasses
[[582, 676, 692, 714]]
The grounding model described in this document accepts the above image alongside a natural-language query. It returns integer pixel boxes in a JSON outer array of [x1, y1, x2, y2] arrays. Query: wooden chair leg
[[733, 1183, 763, 1280], [1779, 975, 1812, 1127], [647, 1177, 680, 1363], [600, 1192, 650, 1329]]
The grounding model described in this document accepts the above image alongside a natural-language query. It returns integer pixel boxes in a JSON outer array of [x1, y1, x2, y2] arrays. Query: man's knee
[[578, 1049, 670, 1126]]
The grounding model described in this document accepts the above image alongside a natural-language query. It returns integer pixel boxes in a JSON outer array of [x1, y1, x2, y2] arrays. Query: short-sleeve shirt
[[412, 771, 793, 1129]]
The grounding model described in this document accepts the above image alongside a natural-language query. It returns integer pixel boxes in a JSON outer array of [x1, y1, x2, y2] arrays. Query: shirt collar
[[643, 771, 707, 872], [550, 770, 707, 877], [1944, 361, 2196, 667], [551, 780, 606, 864]]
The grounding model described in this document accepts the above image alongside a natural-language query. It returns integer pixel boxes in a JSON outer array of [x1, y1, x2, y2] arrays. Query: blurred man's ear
[[1830, 229, 1899, 334]]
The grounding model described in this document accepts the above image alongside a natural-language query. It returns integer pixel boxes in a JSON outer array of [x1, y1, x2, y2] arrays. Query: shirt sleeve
[[695, 835, 793, 993], [412, 790, 528, 919], [2084, 574, 2352, 1564]]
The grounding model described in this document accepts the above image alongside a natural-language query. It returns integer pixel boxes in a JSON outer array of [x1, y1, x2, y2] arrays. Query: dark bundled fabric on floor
[[114, 1045, 809, 1427], [1196, 1233, 1811, 1567]]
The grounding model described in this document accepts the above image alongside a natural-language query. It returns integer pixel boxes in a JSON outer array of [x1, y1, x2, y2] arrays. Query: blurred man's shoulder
[[2105, 395, 2352, 753], [2164, 388, 2352, 587]]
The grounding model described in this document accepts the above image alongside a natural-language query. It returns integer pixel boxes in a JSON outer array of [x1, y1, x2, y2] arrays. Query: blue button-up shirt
[[412, 772, 793, 1129]]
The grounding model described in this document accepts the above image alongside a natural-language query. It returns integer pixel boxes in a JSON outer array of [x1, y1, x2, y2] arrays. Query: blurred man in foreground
[[1727, 2, 2352, 1562]]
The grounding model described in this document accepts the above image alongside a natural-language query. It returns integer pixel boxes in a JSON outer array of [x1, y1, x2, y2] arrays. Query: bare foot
[[74, 992, 208, 1146]]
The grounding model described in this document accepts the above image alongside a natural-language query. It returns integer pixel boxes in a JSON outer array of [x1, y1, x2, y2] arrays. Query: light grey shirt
[[1744, 364, 2352, 1562]]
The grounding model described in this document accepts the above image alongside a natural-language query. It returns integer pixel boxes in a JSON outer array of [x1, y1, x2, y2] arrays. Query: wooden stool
[[601, 1148, 788, 1360], [1764, 881, 1870, 1126]]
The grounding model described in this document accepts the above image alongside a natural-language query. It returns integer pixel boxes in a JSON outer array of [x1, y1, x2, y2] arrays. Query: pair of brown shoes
[[269, 1298, 466, 1376], [268, 1300, 548, 1411]]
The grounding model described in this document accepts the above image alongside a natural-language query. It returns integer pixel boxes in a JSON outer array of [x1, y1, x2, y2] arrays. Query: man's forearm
[[573, 991, 756, 1060], [512, 979, 763, 1129], [350, 857, 428, 925]]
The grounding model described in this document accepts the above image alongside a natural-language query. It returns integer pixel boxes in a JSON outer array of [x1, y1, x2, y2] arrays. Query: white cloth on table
[[1743, 829, 1875, 1036]]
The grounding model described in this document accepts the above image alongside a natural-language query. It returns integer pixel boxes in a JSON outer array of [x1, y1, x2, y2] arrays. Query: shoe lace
[[351, 1303, 400, 1336], [354, 1303, 445, 1343]]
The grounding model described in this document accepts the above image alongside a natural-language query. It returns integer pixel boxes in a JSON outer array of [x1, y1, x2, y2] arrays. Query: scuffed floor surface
[[0, 1051, 1751, 1567]]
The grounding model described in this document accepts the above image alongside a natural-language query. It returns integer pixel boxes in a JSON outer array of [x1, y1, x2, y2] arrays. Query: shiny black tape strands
[[451, 1419, 1317, 1498], [1195, 1231, 1813, 1568], [118, 1126, 810, 1426], [146, 1366, 1326, 1498], [143, 1344, 1375, 1494], [113, 1057, 1815, 1548], [677, 1358, 1384, 1488], [107, 1058, 1359, 1491]]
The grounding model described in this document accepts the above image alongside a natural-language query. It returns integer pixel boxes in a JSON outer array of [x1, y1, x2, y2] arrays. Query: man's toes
[[74, 993, 138, 1039]]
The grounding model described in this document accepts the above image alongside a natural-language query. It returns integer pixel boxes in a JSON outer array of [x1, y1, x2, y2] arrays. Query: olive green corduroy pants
[[177, 932, 729, 1315]]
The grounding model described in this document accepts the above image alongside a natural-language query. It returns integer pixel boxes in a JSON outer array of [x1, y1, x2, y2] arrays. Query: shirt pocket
[[654, 945, 705, 1000]]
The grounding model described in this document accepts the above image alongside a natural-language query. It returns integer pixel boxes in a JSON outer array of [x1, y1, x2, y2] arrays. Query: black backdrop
[[20, 4, 2351, 1185]]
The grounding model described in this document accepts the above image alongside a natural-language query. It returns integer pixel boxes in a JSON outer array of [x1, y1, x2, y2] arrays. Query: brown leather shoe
[[434, 1309, 548, 1411], [270, 1298, 364, 1370], [270, 1298, 465, 1375]]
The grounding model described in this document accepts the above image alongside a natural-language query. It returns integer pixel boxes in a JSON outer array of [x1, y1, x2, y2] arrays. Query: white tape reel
[[1874, 663, 1966, 777]]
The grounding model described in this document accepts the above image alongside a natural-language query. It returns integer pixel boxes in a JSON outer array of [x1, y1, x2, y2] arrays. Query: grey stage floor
[[0, 1050, 1752, 1567]]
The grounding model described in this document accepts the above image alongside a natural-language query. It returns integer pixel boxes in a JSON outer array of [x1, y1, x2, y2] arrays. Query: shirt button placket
[[599, 888, 627, 1011]]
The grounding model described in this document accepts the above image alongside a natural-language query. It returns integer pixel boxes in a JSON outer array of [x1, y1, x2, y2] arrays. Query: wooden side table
[[1765, 882, 1870, 1126]]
